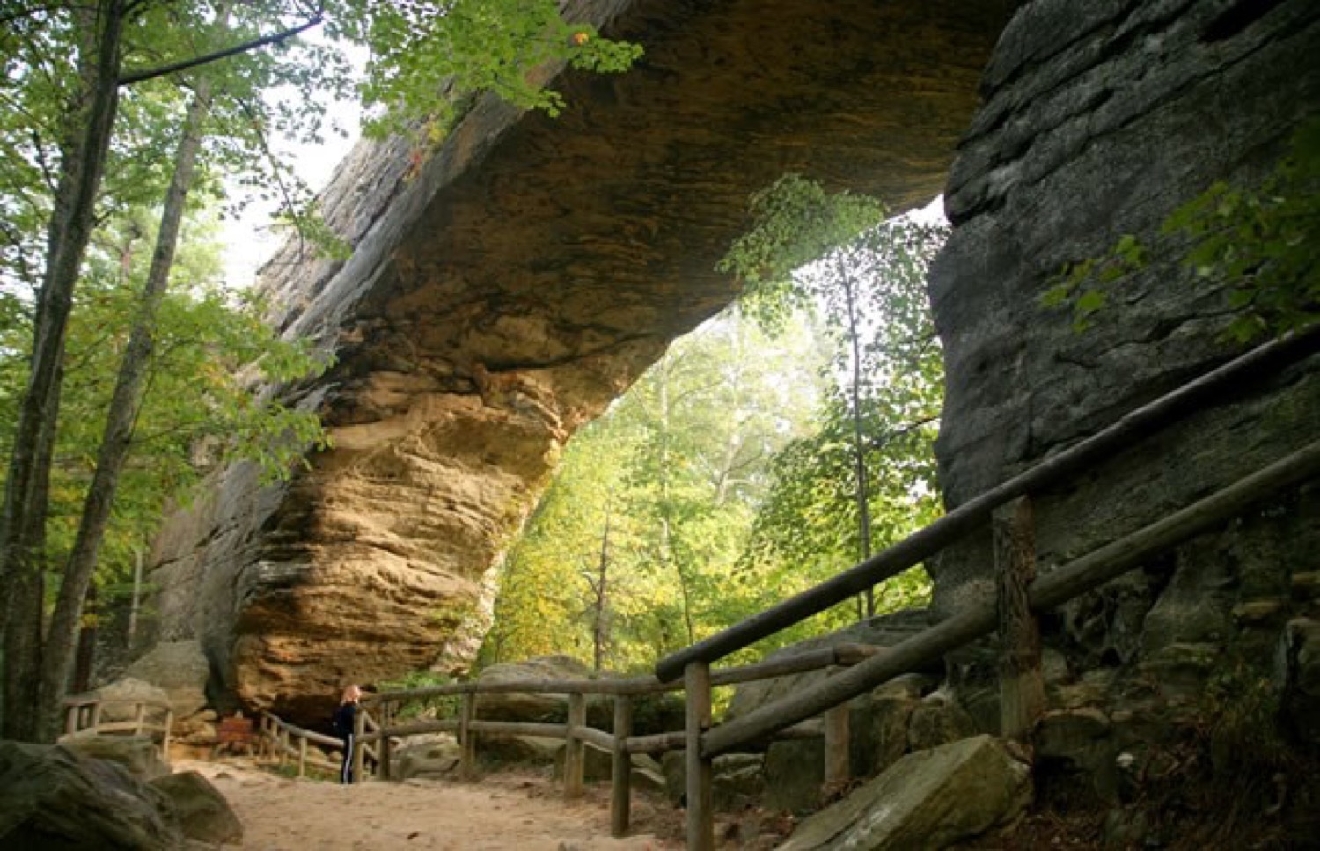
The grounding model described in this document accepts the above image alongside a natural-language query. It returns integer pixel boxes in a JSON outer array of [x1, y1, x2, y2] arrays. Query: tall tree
[[1, 0, 132, 740], [2, 0, 342, 738], [721, 175, 948, 628], [0, 0, 644, 738], [483, 311, 824, 670]]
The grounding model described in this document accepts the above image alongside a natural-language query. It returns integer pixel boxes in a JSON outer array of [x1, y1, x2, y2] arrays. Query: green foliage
[[325, 0, 642, 142], [481, 311, 825, 672], [720, 174, 948, 629], [718, 173, 888, 333], [1043, 116, 1320, 339], [0, 210, 328, 602], [377, 671, 461, 721]]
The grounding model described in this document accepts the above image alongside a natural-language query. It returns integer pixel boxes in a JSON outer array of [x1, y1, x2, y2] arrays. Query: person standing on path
[[334, 684, 362, 784]]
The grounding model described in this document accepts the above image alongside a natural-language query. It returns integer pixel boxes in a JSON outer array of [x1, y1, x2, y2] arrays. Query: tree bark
[[37, 73, 214, 741], [839, 255, 873, 618], [0, 0, 128, 742]]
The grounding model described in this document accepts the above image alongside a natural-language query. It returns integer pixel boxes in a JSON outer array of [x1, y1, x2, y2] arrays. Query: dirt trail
[[179, 759, 686, 850]]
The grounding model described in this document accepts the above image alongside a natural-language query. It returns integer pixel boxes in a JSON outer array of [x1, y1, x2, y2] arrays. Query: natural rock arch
[[146, 0, 1014, 722]]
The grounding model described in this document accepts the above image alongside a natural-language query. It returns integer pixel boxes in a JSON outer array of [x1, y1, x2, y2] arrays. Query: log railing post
[[995, 495, 1046, 746], [564, 692, 586, 800], [297, 734, 308, 778], [89, 701, 102, 732], [65, 705, 78, 737], [611, 695, 633, 837], [685, 661, 714, 851], [133, 702, 146, 737], [459, 693, 477, 781], [378, 702, 393, 782], [351, 706, 366, 783], [162, 709, 173, 760], [823, 666, 850, 789]]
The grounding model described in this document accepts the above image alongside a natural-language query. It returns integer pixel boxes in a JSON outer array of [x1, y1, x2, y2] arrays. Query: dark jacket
[[333, 702, 358, 739]]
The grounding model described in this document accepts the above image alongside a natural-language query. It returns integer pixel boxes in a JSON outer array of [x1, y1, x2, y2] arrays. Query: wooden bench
[[212, 714, 257, 757]]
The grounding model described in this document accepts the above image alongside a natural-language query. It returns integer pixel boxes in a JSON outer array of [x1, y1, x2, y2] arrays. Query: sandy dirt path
[[179, 759, 686, 851]]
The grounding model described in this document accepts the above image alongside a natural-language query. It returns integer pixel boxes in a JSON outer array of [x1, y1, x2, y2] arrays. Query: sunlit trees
[[0, 0, 641, 738], [483, 312, 825, 670], [721, 175, 949, 630]]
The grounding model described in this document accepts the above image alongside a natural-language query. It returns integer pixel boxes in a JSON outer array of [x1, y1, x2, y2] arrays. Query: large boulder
[[475, 656, 593, 723], [778, 735, 1031, 851], [123, 640, 212, 721], [661, 750, 765, 812], [726, 610, 935, 721], [150, 770, 244, 845], [60, 734, 170, 781], [475, 655, 684, 735], [394, 734, 462, 781], [0, 740, 185, 849], [88, 676, 171, 723]]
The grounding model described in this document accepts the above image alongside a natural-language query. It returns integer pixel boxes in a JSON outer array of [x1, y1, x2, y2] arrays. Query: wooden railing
[[653, 326, 1320, 849], [354, 643, 883, 836], [255, 711, 381, 779], [61, 694, 174, 758], [249, 328, 1317, 849]]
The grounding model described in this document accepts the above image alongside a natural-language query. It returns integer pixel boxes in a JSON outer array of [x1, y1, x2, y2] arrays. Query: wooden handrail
[[655, 325, 1320, 682], [365, 642, 880, 709], [701, 439, 1320, 756]]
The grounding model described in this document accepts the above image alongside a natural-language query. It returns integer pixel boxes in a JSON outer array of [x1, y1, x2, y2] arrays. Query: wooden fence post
[[352, 706, 366, 783], [611, 695, 633, 837], [90, 701, 102, 731], [823, 667, 850, 789], [378, 702, 393, 782], [685, 661, 714, 851], [298, 734, 308, 778], [162, 709, 173, 760], [995, 495, 1045, 745], [564, 692, 586, 800], [459, 693, 477, 781], [133, 702, 146, 737]]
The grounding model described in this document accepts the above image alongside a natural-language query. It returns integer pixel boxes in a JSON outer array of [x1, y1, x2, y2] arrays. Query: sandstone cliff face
[[145, 0, 1009, 723], [929, 0, 1320, 750]]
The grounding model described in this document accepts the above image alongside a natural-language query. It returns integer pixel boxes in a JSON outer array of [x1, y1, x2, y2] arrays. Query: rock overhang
[[149, 0, 1013, 723]]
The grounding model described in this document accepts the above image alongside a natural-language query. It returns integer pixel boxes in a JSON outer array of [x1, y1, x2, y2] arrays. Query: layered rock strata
[[928, 0, 1320, 769], [145, 0, 1010, 723]]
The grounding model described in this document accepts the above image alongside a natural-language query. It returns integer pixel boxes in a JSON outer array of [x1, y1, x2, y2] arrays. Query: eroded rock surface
[[928, 0, 1320, 733], [778, 735, 1031, 851], [145, 0, 1009, 724], [0, 741, 184, 849]]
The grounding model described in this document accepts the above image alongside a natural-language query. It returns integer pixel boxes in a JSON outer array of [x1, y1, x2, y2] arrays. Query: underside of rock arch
[[146, 0, 1014, 722], [144, 0, 1320, 751]]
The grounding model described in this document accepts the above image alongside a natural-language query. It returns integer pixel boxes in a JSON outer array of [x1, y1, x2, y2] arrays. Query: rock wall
[[142, 0, 1009, 724], [929, 0, 1320, 757]]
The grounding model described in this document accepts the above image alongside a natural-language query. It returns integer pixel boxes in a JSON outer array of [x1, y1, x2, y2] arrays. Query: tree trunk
[[591, 512, 611, 673], [0, 0, 128, 741], [37, 75, 214, 741], [840, 257, 874, 618]]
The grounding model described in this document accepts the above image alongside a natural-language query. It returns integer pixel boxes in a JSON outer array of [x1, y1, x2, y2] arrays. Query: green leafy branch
[[1043, 116, 1320, 340]]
